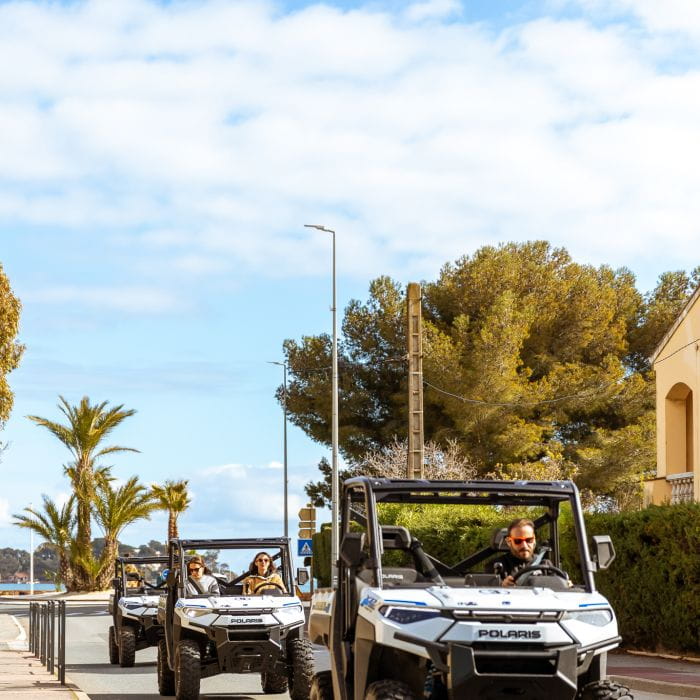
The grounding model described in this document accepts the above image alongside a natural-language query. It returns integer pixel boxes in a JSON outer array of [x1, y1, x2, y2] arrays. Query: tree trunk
[[168, 511, 178, 540], [59, 551, 75, 592], [95, 539, 118, 591]]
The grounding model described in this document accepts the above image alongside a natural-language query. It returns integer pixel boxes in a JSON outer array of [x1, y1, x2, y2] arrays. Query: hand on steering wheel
[[512, 564, 568, 586], [251, 581, 287, 595]]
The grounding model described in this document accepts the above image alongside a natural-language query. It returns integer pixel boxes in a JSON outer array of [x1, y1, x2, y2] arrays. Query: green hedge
[[311, 502, 700, 654], [578, 503, 700, 653]]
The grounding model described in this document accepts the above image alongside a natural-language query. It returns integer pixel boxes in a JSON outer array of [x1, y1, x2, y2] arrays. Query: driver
[[491, 518, 548, 587], [242, 552, 287, 595]]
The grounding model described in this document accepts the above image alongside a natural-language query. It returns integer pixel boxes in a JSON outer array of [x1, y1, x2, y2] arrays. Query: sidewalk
[[609, 651, 700, 698], [0, 613, 87, 699]]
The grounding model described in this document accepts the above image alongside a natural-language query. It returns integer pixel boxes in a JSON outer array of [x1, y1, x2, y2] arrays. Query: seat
[[380, 568, 419, 586]]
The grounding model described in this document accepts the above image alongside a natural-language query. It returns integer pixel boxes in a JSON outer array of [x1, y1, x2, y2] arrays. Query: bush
[[578, 503, 700, 653]]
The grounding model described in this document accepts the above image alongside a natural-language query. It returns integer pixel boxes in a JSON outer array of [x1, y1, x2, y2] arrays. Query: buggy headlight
[[184, 607, 211, 618], [379, 607, 440, 624], [276, 604, 303, 620], [563, 609, 613, 626]]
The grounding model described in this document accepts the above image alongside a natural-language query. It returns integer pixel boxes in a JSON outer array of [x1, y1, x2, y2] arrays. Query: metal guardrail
[[28, 600, 66, 685]]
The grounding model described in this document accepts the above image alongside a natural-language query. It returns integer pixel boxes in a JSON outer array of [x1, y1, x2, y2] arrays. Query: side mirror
[[340, 532, 366, 567], [112, 578, 120, 588], [296, 568, 310, 586], [303, 556, 312, 567], [592, 535, 615, 571]]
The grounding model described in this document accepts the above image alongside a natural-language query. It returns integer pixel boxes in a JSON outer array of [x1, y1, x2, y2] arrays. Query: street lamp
[[268, 361, 289, 540], [304, 223, 339, 587], [29, 501, 34, 595]]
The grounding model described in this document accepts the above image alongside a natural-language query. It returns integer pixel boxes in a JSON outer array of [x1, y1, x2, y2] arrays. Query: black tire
[[118, 626, 136, 668], [261, 667, 289, 694], [365, 679, 416, 700], [310, 670, 333, 700], [287, 638, 315, 700], [175, 639, 201, 700], [157, 639, 175, 696], [578, 680, 634, 700], [108, 626, 119, 665]]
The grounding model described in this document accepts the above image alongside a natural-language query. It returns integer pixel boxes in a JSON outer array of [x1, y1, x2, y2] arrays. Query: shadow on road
[[66, 661, 156, 674]]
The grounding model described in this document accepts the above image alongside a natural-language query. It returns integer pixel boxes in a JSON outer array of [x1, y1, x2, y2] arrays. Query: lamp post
[[268, 361, 289, 540], [29, 501, 34, 595], [304, 223, 339, 587]]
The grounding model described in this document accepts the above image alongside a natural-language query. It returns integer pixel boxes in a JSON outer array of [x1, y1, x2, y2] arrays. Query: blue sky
[[1, 0, 699, 555]]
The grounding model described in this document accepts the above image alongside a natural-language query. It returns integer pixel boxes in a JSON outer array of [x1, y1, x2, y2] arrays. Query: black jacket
[[490, 552, 551, 580]]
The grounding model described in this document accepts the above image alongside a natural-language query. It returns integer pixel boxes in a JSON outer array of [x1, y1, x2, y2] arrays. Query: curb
[[611, 674, 700, 698]]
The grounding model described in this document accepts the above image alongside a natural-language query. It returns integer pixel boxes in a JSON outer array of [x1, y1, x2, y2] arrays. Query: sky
[[1, 0, 699, 557]]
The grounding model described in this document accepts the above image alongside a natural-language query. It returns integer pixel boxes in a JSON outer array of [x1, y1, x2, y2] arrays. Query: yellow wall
[[650, 294, 700, 504]]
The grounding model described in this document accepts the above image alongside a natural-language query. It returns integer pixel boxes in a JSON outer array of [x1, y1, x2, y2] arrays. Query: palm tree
[[13, 495, 76, 590], [27, 396, 138, 587], [93, 476, 159, 589], [151, 479, 191, 540]]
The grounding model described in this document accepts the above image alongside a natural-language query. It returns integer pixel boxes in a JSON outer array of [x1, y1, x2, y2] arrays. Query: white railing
[[666, 472, 694, 504]]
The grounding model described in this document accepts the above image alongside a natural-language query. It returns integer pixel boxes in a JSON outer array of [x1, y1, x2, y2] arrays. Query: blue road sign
[[298, 539, 313, 557]]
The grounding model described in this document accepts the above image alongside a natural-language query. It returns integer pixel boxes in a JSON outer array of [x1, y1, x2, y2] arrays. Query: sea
[[0, 583, 64, 592]]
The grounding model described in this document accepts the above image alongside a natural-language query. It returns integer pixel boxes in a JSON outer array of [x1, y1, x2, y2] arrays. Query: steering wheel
[[252, 581, 287, 595], [513, 564, 568, 586]]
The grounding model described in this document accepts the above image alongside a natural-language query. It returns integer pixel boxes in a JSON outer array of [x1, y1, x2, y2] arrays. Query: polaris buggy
[[108, 555, 169, 667], [309, 478, 632, 700], [157, 537, 313, 699]]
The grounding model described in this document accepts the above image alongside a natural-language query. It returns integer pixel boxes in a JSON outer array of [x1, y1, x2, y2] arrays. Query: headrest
[[491, 528, 510, 551], [381, 526, 412, 550]]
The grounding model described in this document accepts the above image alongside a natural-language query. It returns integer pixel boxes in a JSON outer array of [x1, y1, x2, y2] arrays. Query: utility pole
[[407, 282, 424, 478]]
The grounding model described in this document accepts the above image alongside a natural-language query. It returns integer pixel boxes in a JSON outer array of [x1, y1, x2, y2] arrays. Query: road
[[1, 601, 689, 700]]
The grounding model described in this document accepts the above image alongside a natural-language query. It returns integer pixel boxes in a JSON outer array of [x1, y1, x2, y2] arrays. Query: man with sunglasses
[[492, 518, 546, 587]]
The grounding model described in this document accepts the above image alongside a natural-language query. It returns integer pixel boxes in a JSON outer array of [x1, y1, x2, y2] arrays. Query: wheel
[[118, 626, 136, 667], [287, 638, 315, 700], [578, 680, 633, 699], [310, 670, 333, 700], [365, 679, 416, 700], [261, 666, 289, 694], [108, 626, 119, 664], [175, 639, 201, 700], [157, 639, 175, 696]]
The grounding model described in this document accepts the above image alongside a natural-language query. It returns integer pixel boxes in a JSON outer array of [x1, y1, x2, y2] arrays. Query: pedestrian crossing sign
[[298, 539, 313, 557]]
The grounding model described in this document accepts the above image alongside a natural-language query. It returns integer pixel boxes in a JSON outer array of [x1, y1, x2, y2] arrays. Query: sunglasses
[[509, 537, 535, 545], [188, 565, 203, 572], [255, 558, 271, 564]]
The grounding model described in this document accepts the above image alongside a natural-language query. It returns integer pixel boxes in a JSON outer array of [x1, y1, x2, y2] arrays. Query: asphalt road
[[1, 601, 688, 700]]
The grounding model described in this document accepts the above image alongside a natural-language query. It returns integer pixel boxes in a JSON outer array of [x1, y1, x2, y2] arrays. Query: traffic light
[[298, 505, 316, 539]]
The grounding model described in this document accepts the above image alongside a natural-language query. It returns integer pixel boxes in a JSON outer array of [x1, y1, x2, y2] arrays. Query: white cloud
[[198, 463, 248, 479], [404, 0, 462, 23], [23, 285, 182, 314], [0, 0, 698, 283]]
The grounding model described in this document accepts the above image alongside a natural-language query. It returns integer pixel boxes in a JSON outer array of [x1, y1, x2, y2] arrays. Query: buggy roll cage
[[341, 477, 598, 593], [167, 537, 295, 596], [114, 555, 170, 592]]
